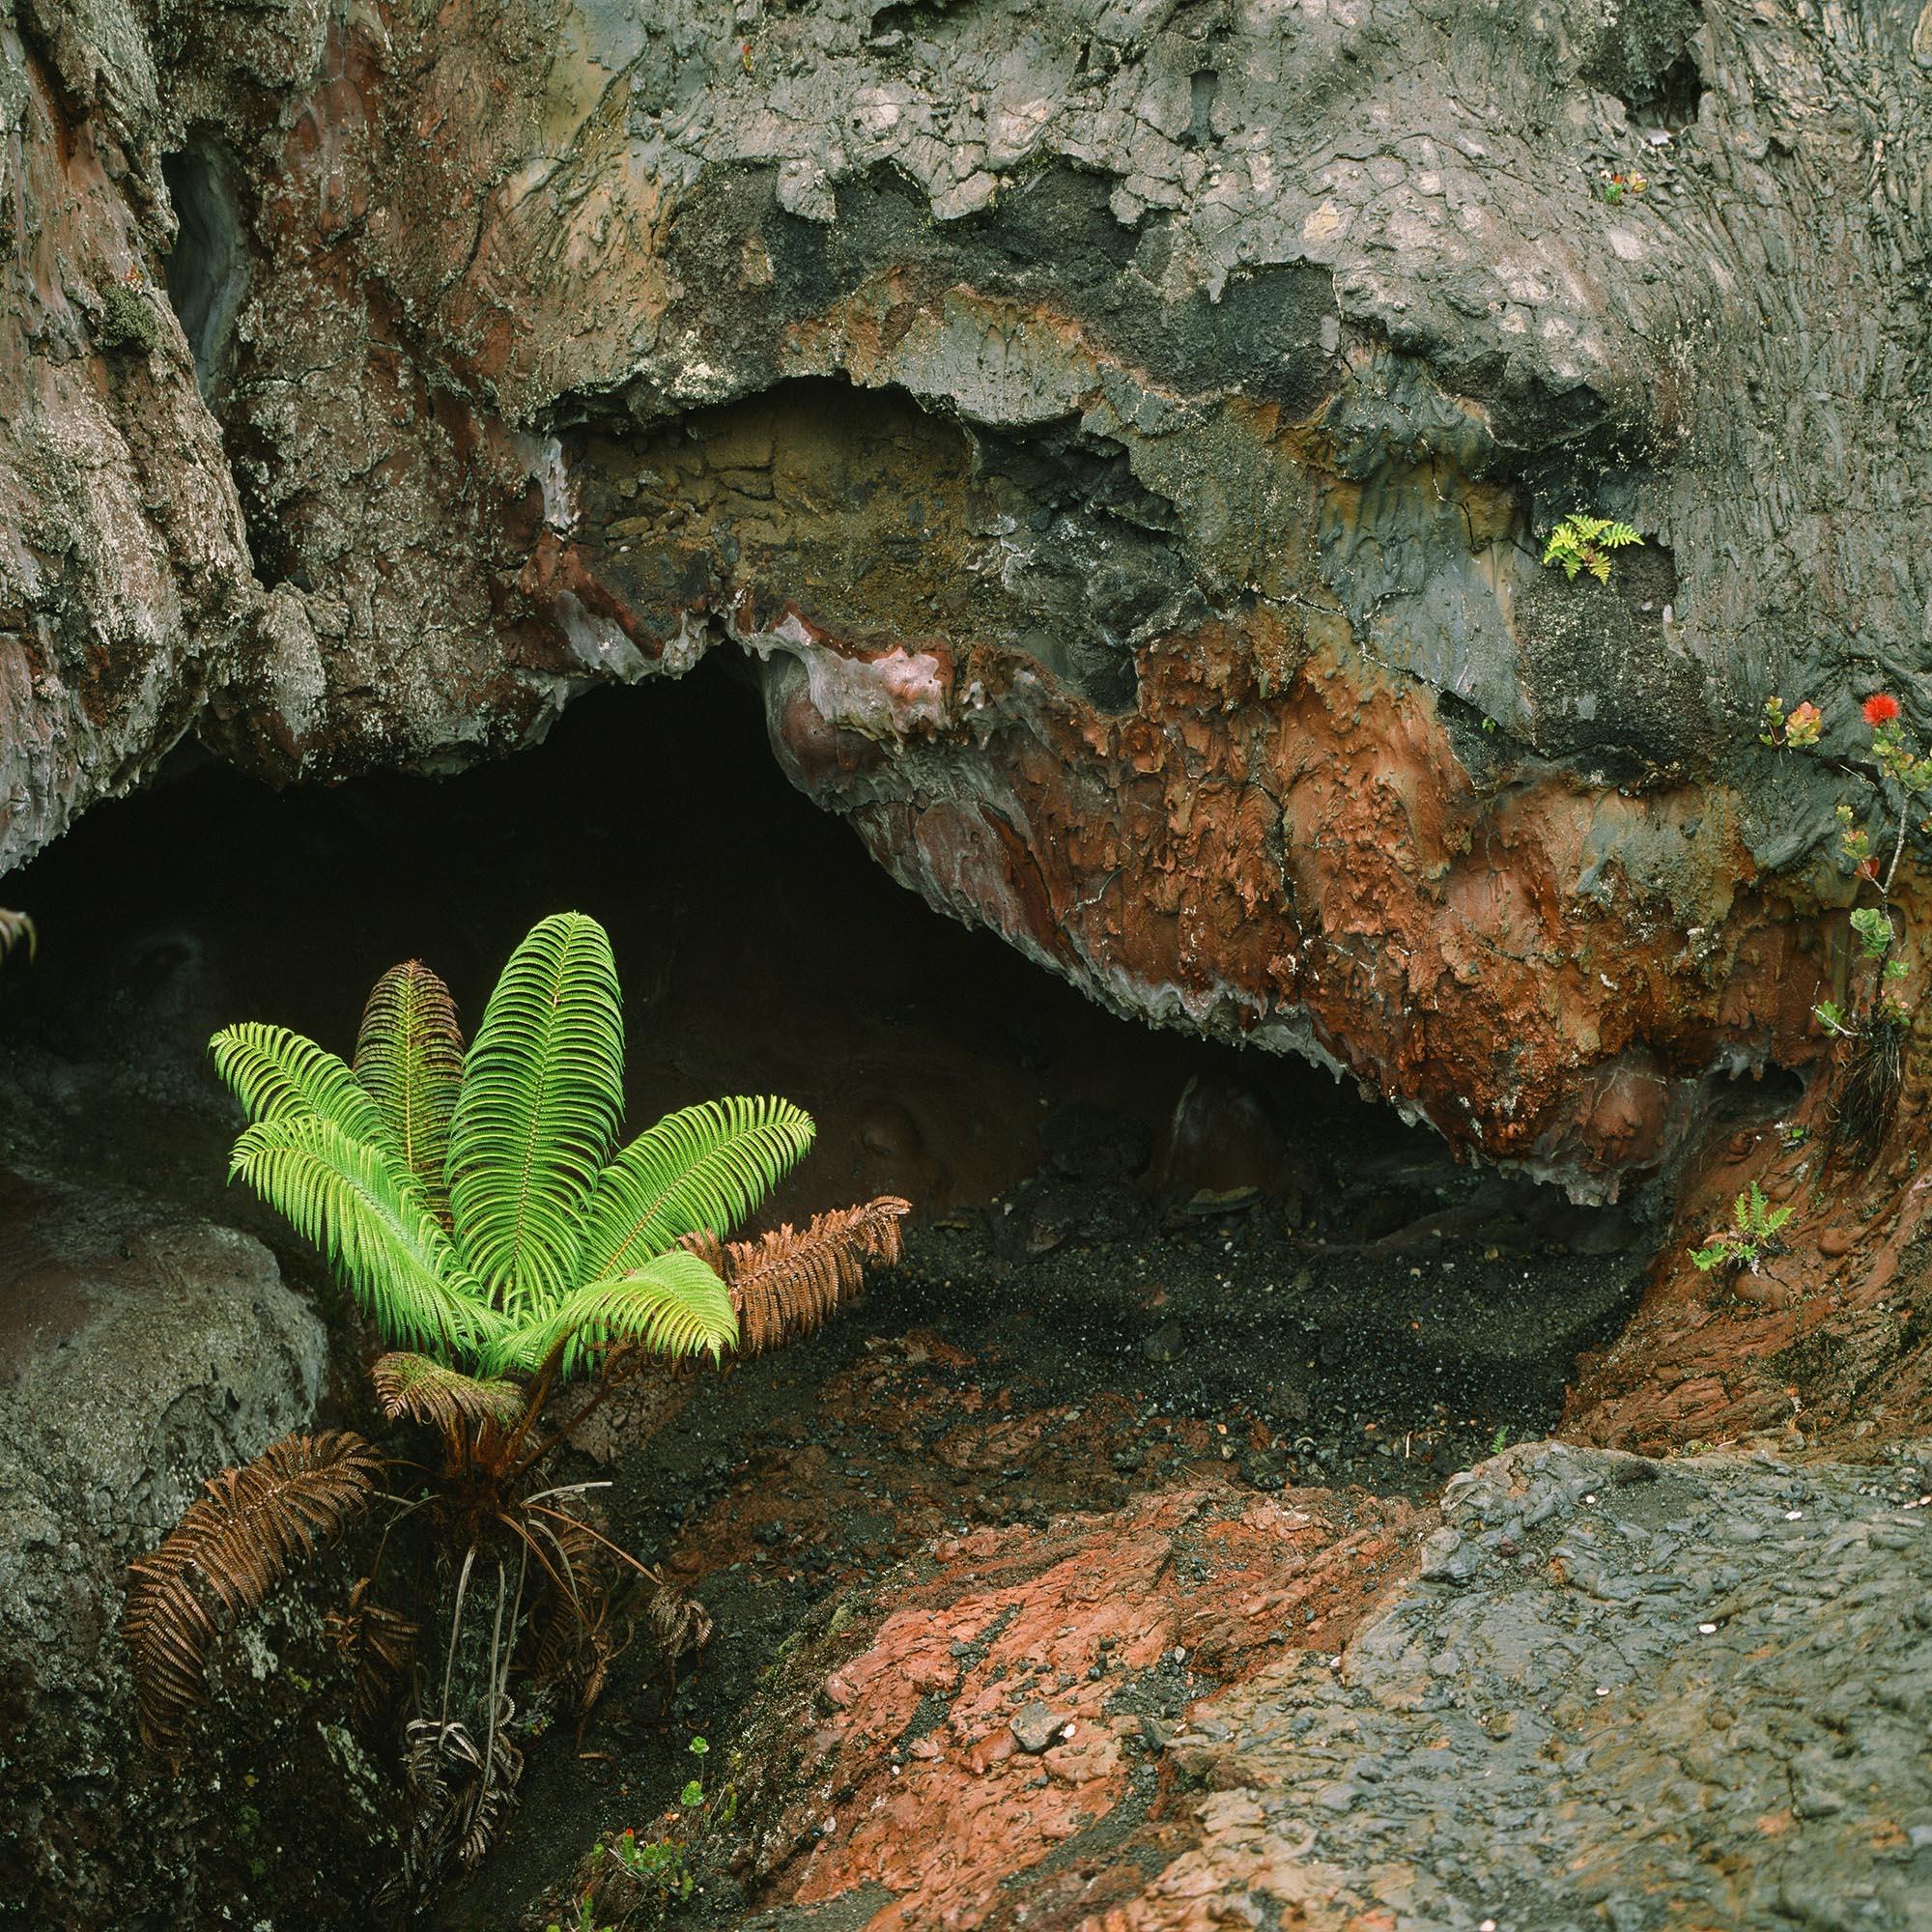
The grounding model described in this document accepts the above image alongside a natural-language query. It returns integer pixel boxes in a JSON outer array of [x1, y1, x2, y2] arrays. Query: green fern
[[355, 961, 465, 1225], [210, 913, 823, 1378], [1688, 1180, 1794, 1275], [500, 1250, 738, 1378], [577, 1096, 815, 1282], [447, 914, 624, 1318], [1542, 512, 1643, 584], [227, 1114, 496, 1357]]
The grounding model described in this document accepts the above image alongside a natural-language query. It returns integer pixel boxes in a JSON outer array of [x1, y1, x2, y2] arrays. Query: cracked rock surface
[[3, 0, 1930, 1191], [724, 1440, 1932, 1932]]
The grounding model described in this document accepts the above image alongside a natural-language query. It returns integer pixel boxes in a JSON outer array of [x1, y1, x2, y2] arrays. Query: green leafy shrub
[[590, 1735, 735, 1918], [1762, 690, 1921, 1159], [1541, 513, 1643, 583]]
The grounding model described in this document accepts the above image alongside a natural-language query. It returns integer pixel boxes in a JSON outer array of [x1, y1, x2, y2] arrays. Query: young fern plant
[[1542, 512, 1643, 583], [211, 912, 794, 1375], [1689, 1181, 1794, 1276], [127, 912, 907, 1888]]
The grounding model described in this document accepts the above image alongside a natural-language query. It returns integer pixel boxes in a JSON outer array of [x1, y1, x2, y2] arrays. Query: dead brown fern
[[124, 1431, 384, 1751], [325, 1576, 419, 1730], [1829, 1016, 1907, 1169], [683, 1195, 909, 1356], [648, 1576, 714, 1668], [400, 1716, 524, 1879], [371, 1351, 527, 1432]]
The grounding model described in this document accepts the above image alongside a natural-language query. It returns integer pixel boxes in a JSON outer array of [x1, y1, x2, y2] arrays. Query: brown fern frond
[[403, 1716, 523, 1876], [124, 1431, 385, 1753], [648, 1578, 714, 1667], [526, 1576, 623, 1718], [684, 1195, 910, 1355], [0, 909, 34, 967], [325, 1577, 419, 1730], [371, 1351, 528, 1433]]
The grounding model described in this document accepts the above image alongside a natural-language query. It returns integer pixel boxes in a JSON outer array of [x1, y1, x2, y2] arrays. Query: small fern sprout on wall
[[0, 908, 34, 967], [1688, 1181, 1794, 1276], [125, 911, 909, 1889], [1541, 512, 1643, 583]]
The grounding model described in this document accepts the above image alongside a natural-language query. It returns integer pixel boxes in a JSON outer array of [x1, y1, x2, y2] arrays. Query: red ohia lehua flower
[[1863, 693, 1901, 726]]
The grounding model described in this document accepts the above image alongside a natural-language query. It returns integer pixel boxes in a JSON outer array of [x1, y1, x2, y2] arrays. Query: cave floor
[[439, 1172, 1649, 1930]]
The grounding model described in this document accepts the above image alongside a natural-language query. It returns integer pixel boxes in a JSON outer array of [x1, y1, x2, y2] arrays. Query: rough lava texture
[[1565, 1051, 1932, 1456], [700, 1440, 1932, 1932], [2, 0, 1929, 1194], [0, 1163, 394, 1931]]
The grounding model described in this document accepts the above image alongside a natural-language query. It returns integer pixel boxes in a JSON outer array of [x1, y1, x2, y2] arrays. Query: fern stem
[[482, 1556, 507, 1804], [440, 1545, 478, 1733], [497, 1337, 571, 1474], [499, 1512, 581, 1611], [1883, 794, 1909, 899], [506, 1350, 650, 1485], [522, 1502, 656, 1578]]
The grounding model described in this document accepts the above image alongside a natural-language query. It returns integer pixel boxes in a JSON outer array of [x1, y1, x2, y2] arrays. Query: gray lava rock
[[0, 1165, 371, 1930], [1142, 1321, 1189, 1365], [1009, 1700, 1069, 1755], [1151, 1440, 1932, 1927]]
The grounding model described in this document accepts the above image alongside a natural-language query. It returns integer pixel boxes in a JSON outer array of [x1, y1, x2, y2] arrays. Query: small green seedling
[[1542, 513, 1644, 584], [608, 1830, 692, 1902], [1689, 1182, 1794, 1275]]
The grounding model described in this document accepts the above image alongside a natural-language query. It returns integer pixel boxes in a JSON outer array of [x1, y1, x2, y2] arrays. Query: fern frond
[[576, 1096, 816, 1285], [446, 913, 625, 1319], [325, 1577, 418, 1730], [0, 909, 35, 966], [212, 1022, 383, 1141], [231, 1116, 497, 1358], [355, 961, 465, 1226], [488, 1249, 737, 1378], [686, 1195, 910, 1356], [369, 1351, 528, 1431], [1543, 513, 1643, 584], [124, 1432, 384, 1752], [648, 1577, 714, 1666]]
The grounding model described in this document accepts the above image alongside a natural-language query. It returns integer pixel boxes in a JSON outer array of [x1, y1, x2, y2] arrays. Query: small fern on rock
[[1542, 512, 1643, 583]]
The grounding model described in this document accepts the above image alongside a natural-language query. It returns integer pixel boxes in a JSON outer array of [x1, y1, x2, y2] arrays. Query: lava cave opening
[[0, 661, 1662, 1448], [0, 665, 1677, 1492], [1, 663, 1680, 1928]]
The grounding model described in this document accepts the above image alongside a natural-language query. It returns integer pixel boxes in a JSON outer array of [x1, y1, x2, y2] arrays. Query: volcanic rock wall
[[3, 0, 1929, 1190]]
